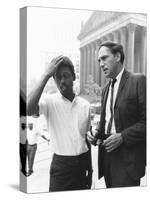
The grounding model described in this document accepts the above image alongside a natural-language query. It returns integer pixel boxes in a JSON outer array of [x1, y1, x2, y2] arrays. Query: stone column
[[88, 44, 92, 77], [84, 46, 88, 88], [106, 33, 113, 42], [86, 45, 90, 84], [79, 47, 83, 93], [99, 37, 108, 85], [141, 26, 146, 74], [93, 42, 98, 84], [86, 45, 89, 82], [113, 30, 120, 43], [91, 43, 95, 81], [127, 23, 136, 72], [85, 46, 89, 89], [134, 26, 141, 73], [119, 27, 127, 68], [95, 40, 100, 85]]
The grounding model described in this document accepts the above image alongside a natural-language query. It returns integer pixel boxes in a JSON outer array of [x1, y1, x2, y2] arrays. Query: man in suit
[[87, 41, 146, 188]]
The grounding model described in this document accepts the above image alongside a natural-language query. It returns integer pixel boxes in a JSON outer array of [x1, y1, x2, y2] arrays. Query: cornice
[[78, 12, 146, 48]]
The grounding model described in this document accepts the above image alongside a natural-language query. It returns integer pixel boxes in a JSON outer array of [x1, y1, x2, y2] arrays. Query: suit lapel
[[102, 81, 111, 113], [114, 69, 130, 109]]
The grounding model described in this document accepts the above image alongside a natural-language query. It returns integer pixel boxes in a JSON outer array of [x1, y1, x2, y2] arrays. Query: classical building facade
[[78, 11, 147, 93]]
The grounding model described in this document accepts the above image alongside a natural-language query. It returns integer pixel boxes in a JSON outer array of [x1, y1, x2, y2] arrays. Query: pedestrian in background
[[20, 115, 50, 176]]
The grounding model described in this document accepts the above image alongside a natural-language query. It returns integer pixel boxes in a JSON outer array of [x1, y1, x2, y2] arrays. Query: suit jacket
[[98, 69, 146, 181]]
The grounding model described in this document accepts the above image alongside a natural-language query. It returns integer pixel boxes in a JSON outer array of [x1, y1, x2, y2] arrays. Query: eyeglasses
[[21, 123, 33, 130]]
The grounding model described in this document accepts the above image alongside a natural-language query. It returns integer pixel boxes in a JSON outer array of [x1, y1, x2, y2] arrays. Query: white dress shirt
[[105, 68, 124, 134], [39, 92, 90, 156]]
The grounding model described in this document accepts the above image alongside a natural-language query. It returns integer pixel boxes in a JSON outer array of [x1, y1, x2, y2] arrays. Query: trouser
[[103, 149, 140, 188], [49, 151, 92, 192], [20, 143, 27, 173], [27, 144, 37, 171]]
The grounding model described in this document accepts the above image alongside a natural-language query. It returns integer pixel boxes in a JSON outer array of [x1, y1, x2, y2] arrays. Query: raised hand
[[87, 131, 98, 146], [44, 55, 63, 78]]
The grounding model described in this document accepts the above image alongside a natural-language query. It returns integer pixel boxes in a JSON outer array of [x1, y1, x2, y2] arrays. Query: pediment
[[78, 11, 124, 39]]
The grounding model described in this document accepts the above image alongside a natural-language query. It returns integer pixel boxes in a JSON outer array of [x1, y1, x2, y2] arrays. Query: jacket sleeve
[[121, 75, 146, 146]]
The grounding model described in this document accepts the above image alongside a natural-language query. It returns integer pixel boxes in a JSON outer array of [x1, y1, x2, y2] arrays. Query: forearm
[[27, 56, 63, 116], [27, 73, 50, 116]]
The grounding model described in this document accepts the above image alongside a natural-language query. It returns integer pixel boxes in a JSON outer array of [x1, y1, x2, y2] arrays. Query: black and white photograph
[[20, 6, 147, 194], [1, 0, 150, 199]]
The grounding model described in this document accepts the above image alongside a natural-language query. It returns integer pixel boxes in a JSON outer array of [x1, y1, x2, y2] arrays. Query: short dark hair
[[99, 41, 125, 64], [54, 56, 76, 80]]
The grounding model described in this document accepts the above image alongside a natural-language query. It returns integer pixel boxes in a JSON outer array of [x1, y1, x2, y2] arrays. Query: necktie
[[106, 78, 117, 134]]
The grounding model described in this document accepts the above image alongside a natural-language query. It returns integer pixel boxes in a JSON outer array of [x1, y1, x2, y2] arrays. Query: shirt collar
[[58, 91, 77, 104], [111, 67, 125, 83]]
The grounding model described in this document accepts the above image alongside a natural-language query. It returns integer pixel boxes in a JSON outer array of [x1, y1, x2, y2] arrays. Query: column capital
[[94, 39, 100, 45], [100, 36, 107, 43], [93, 42, 97, 48], [112, 29, 119, 35], [112, 29, 120, 43], [127, 23, 137, 33], [93, 40, 100, 50], [91, 42, 96, 51], [79, 47, 84, 52], [84, 45, 88, 51], [127, 23, 136, 72], [87, 44, 91, 49], [105, 33, 113, 41], [119, 26, 127, 34], [142, 26, 147, 35]]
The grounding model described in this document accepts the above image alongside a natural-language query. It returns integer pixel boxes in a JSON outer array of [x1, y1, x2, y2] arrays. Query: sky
[[26, 6, 93, 83]]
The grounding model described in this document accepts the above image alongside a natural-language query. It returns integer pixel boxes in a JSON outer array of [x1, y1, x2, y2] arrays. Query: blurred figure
[[20, 115, 28, 176], [20, 88, 27, 176], [20, 115, 50, 176]]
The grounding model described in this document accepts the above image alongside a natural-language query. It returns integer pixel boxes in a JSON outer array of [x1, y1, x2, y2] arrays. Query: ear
[[115, 52, 121, 62]]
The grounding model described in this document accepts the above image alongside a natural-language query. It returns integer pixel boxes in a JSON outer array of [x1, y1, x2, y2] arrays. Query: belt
[[53, 151, 89, 161]]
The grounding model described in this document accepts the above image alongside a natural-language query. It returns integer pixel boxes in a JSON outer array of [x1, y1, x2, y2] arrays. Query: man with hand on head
[[27, 56, 92, 191], [87, 41, 146, 188]]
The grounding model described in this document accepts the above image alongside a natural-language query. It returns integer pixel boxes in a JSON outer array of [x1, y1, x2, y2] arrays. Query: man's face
[[55, 66, 74, 96], [98, 46, 118, 79]]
